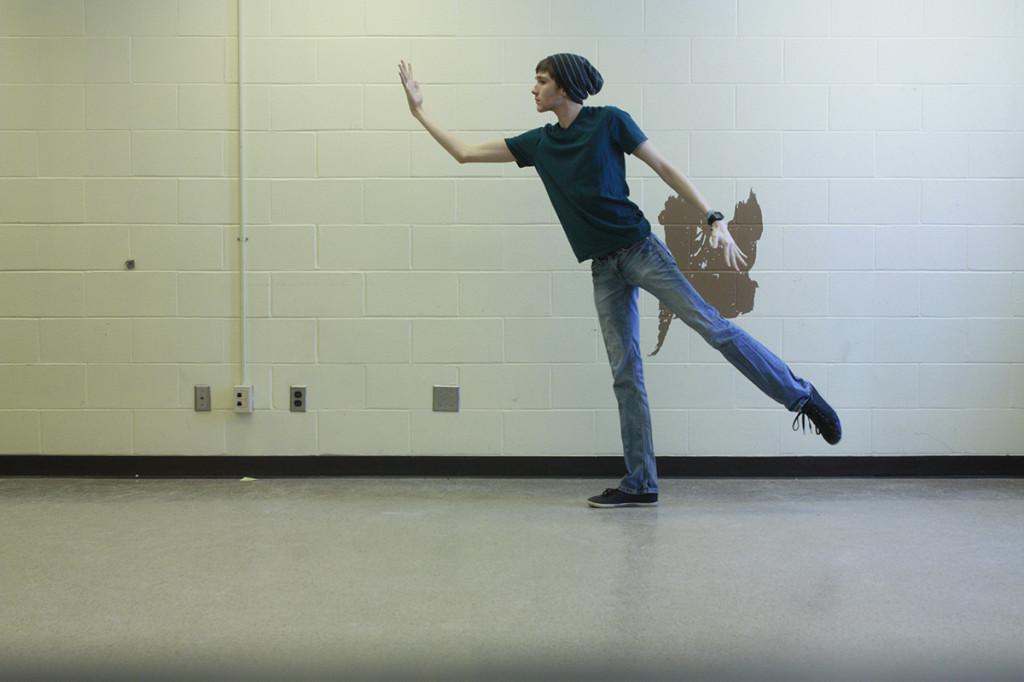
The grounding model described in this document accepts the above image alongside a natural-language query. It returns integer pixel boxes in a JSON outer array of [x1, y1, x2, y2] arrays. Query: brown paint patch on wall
[[650, 189, 763, 356]]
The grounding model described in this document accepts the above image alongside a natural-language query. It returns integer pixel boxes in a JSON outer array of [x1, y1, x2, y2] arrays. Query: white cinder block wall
[[0, 0, 1022, 457]]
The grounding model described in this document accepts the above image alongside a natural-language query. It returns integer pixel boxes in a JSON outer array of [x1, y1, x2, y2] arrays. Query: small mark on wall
[[650, 188, 763, 356]]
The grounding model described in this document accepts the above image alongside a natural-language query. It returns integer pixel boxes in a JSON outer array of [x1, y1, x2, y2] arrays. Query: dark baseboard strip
[[0, 455, 1021, 478]]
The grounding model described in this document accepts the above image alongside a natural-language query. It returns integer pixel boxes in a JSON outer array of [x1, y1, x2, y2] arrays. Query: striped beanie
[[546, 53, 603, 104]]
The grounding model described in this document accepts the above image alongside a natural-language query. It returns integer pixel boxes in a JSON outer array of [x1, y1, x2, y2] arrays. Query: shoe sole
[[587, 499, 659, 508]]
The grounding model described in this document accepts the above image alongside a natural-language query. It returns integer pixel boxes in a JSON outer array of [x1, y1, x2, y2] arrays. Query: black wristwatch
[[705, 210, 724, 226]]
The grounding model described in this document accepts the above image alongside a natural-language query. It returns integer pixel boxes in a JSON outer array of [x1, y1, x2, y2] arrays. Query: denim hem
[[619, 486, 658, 495], [788, 390, 812, 413]]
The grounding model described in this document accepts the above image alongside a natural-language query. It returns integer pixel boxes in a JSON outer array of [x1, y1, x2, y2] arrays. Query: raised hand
[[398, 59, 423, 113]]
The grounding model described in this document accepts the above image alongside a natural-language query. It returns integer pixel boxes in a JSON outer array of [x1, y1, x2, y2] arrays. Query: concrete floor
[[1, 477, 1022, 682]]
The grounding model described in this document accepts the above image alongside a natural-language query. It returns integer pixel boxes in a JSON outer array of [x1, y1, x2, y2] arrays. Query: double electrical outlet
[[193, 385, 307, 413]]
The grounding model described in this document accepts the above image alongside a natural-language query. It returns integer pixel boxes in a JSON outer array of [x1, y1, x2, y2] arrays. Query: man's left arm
[[632, 140, 747, 271], [632, 140, 712, 216]]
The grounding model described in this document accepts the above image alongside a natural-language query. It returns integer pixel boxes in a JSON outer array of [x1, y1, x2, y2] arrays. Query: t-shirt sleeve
[[609, 106, 648, 155], [504, 127, 543, 168]]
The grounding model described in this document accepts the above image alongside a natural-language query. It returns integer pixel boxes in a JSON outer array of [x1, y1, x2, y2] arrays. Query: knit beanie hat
[[546, 53, 603, 104]]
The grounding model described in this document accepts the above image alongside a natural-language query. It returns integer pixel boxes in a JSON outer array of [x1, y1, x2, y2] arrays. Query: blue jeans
[[591, 233, 812, 495]]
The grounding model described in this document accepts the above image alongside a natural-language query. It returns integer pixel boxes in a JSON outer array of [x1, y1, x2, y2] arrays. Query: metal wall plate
[[290, 385, 307, 412], [433, 385, 459, 412], [194, 385, 211, 412]]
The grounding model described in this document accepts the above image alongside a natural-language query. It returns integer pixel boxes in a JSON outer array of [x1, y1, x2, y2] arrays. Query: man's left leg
[[627, 234, 841, 444]]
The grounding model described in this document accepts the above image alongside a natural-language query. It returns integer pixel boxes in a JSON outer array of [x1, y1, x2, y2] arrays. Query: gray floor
[[1, 477, 1022, 682]]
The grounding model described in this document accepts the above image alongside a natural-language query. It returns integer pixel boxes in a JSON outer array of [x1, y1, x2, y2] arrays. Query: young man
[[398, 54, 841, 509]]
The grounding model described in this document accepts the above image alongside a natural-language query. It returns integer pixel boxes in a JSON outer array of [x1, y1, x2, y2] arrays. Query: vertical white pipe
[[238, 0, 249, 387]]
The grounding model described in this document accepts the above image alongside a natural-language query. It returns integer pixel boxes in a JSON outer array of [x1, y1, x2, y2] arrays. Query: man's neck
[[555, 101, 583, 129]]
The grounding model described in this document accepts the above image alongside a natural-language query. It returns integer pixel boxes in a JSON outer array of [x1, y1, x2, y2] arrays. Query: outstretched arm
[[399, 59, 463, 162], [633, 140, 711, 214], [399, 60, 513, 164]]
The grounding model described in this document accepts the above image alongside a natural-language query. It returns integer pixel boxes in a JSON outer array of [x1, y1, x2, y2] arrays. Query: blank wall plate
[[433, 385, 459, 412]]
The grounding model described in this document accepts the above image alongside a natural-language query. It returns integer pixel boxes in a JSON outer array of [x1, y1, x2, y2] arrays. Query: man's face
[[531, 71, 566, 111]]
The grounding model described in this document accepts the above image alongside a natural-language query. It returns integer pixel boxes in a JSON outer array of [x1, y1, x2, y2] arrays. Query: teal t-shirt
[[504, 105, 651, 262]]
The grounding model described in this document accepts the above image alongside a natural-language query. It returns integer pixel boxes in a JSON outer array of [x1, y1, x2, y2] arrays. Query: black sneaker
[[587, 488, 658, 508], [792, 384, 842, 445]]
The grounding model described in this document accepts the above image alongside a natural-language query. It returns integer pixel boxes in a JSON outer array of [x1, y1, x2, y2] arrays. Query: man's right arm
[[413, 108, 514, 164]]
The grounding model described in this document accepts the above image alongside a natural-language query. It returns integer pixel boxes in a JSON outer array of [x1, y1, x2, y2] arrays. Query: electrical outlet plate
[[194, 385, 211, 412], [290, 385, 307, 412], [234, 385, 254, 413]]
